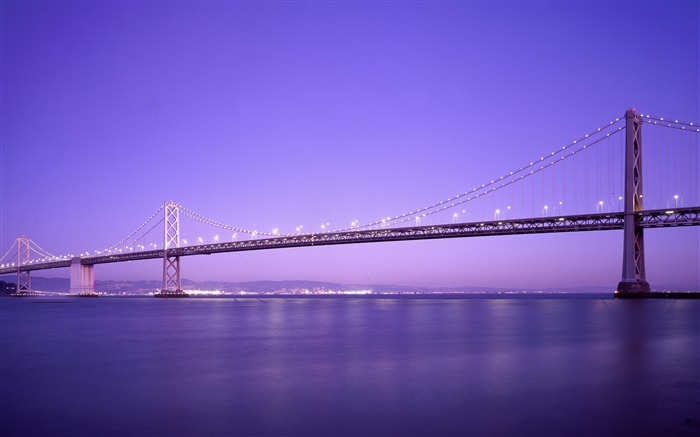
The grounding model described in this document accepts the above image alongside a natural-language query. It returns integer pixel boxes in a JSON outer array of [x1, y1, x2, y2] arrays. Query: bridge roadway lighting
[[674, 194, 679, 208]]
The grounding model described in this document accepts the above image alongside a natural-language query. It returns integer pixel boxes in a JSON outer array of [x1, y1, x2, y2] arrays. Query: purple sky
[[1, 1, 698, 290]]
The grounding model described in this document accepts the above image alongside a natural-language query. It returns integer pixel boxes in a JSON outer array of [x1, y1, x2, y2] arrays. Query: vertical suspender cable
[[552, 164, 556, 211], [570, 151, 581, 214], [585, 146, 589, 212], [541, 166, 545, 214], [609, 135, 613, 210], [663, 126, 671, 208]]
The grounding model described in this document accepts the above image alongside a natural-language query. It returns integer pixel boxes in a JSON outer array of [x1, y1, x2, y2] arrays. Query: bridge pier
[[69, 257, 98, 297], [11, 270, 32, 296], [616, 108, 651, 296]]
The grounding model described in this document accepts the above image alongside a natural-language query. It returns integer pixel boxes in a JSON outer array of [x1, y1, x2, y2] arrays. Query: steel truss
[[159, 201, 184, 295], [15, 237, 32, 295], [2, 208, 698, 276]]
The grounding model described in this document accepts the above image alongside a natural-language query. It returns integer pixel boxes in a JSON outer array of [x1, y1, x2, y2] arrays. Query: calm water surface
[[1, 295, 699, 437]]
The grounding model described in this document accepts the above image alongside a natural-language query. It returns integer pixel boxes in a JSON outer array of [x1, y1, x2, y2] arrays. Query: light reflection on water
[[1, 296, 699, 436]]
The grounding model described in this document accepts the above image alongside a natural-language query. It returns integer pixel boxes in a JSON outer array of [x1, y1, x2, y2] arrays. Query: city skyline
[[1, 1, 698, 290]]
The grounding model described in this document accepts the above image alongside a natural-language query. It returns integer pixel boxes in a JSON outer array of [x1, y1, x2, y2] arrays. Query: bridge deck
[[1, 207, 698, 274]]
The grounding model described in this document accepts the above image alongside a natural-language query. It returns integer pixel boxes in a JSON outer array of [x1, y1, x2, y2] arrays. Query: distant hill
[[0, 280, 17, 295], [0, 276, 696, 295]]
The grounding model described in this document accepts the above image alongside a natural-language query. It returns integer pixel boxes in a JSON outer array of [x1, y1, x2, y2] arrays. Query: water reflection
[[1, 297, 698, 436]]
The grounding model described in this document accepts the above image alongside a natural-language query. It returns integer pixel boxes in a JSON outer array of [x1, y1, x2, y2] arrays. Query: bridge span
[[1, 206, 698, 271], [2, 109, 699, 297]]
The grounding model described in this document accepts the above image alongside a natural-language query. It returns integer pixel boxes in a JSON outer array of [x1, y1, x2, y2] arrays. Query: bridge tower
[[155, 201, 188, 298], [616, 108, 651, 295], [11, 236, 32, 296]]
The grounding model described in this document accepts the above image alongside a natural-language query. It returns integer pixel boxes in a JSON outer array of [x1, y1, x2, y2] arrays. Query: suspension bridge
[[2, 109, 699, 297]]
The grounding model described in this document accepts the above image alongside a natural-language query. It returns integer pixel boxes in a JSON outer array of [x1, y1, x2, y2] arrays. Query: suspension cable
[[641, 114, 700, 132], [0, 240, 18, 264], [349, 125, 625, 230], [30, 239, 62, 259], [180, 206, 282, 237], [100, 205, 166, 253], [340, 117, 625, 232]]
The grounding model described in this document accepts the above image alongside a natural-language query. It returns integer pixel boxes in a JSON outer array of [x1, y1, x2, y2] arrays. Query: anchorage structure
[[616, 108, 651, 294], [155, 201, 188, 298], [69, 257, 98, 296]]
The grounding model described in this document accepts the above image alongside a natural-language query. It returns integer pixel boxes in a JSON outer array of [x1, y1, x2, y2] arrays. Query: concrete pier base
[[615, 291, 700, 299], [69, 257, 98, 297], [616, 279, 651, 294], [154, 290, 189, 298]]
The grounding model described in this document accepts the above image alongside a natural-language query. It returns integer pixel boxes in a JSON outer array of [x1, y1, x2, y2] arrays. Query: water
[[1, 295, 698, 437]]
